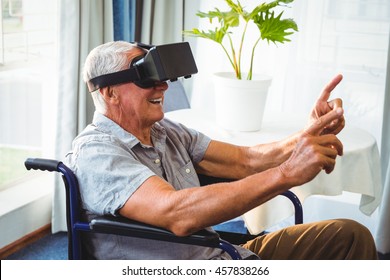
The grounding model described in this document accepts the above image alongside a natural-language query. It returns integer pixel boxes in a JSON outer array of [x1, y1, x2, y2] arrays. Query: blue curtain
[[113, 0, 137, 42]]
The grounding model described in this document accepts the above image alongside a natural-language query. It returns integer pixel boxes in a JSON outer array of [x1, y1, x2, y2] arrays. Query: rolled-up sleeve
[[65, 135, 155, 216]]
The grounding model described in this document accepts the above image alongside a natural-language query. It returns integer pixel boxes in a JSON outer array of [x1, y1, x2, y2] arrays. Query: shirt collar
[[92, 111, 166, 149]]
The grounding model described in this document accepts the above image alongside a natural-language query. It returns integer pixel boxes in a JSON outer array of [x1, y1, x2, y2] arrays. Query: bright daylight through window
[[0, 0, 57, 191]]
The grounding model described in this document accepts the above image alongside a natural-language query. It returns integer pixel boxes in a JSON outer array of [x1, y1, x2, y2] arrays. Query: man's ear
[[100, 87, 119, 105]]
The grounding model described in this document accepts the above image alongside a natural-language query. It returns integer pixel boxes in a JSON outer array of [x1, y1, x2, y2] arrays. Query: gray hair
[[83, 41, 140, 113]]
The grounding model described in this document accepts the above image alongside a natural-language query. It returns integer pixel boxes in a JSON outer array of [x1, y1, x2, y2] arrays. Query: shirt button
[[154, 159, 160, 164], [185, 168, 191, 174]]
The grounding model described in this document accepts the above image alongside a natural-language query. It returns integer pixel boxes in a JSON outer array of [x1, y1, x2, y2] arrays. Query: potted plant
[[185, 0, 298, 131]]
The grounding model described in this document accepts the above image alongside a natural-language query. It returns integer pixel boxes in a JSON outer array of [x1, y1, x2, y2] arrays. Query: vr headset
[[87, 42, 198, 92]]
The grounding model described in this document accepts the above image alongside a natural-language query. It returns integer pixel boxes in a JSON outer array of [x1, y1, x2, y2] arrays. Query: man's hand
[[307, 74, 345, 136], [279, 108, 344, 186]]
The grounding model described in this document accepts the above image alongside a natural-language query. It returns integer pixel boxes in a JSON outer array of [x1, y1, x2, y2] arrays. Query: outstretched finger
[[318, 74, 343, 102], [305, 107, 344, 136]]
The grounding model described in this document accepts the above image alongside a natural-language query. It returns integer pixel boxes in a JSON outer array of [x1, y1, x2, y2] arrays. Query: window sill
[[0, 173, 53, 249]]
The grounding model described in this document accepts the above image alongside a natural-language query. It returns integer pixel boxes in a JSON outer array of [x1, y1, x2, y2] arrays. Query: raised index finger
[[318, 74, 343, 102]]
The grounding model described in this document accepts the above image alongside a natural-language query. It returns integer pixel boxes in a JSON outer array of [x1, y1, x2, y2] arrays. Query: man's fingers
[[324, 157, 336, 174], [306, 107, 344, 136], [327, 98, 343, 110], [323, 115, 345, 135], [318, 74, 343, 102], [309, 137, 343, 173], [318, 138, 343, 157]]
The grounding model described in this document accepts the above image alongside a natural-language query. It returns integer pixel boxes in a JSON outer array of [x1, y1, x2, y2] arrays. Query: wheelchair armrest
[[90, 216, 221, 248], [198, 174, 304, 225]]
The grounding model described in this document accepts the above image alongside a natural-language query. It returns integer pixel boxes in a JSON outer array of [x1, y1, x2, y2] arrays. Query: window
[[281, 0, 390, 148], [0, 0, 58, 190]]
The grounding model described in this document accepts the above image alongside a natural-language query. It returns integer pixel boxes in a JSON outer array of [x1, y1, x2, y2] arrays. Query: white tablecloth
[[165, 109, 382, 234]]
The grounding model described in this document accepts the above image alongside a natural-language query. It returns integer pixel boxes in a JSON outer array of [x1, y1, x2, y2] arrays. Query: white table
[[165, 109, 383, 234]]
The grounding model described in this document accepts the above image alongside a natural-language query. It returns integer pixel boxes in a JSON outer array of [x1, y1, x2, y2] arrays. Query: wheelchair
[[25, 157, 303, 260]]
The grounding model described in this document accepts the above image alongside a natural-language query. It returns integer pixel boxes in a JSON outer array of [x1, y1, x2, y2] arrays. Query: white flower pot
[[213, 72, 272, 131]]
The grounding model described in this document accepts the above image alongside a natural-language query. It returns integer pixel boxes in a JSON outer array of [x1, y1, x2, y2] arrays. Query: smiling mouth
[[149, 98, 163, 105]]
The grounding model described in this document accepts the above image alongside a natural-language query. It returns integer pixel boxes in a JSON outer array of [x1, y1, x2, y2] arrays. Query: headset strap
[[87, 67, 139, 92]]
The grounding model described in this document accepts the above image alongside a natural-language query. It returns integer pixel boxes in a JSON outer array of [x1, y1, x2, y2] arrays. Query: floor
[[4, 232, 68, 260]]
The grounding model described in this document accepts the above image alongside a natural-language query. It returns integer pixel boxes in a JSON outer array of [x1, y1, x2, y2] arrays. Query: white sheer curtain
[[190, 0, 389, 243], [267, 0, 390, 254], [376, 33, 390, 255], [139, 0, 184, 44], [52, 0, 113, 232]]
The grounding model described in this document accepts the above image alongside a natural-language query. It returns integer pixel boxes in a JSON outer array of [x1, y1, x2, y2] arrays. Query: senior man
[[65, 41, 377, 260]]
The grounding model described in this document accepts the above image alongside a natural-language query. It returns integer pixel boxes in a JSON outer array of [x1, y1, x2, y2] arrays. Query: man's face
[[106, 48, 168, 129], [112, 79, 168, 128]]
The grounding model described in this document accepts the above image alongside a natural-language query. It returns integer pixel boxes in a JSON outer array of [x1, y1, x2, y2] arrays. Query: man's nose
[[154, 81, 168, 90]]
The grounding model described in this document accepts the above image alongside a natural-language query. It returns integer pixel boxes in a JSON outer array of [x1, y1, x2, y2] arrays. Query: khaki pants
[[242, 219, 378, 260]]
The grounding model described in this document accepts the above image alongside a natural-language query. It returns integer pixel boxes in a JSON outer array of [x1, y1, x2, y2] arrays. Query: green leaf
[[196, 8, 239, 27], [225, 0, 247, 20], [184, 7, 240, 43], [183, 28, 227, 44], [223, 10, 240, 27], [254, 11, 298, 44]]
